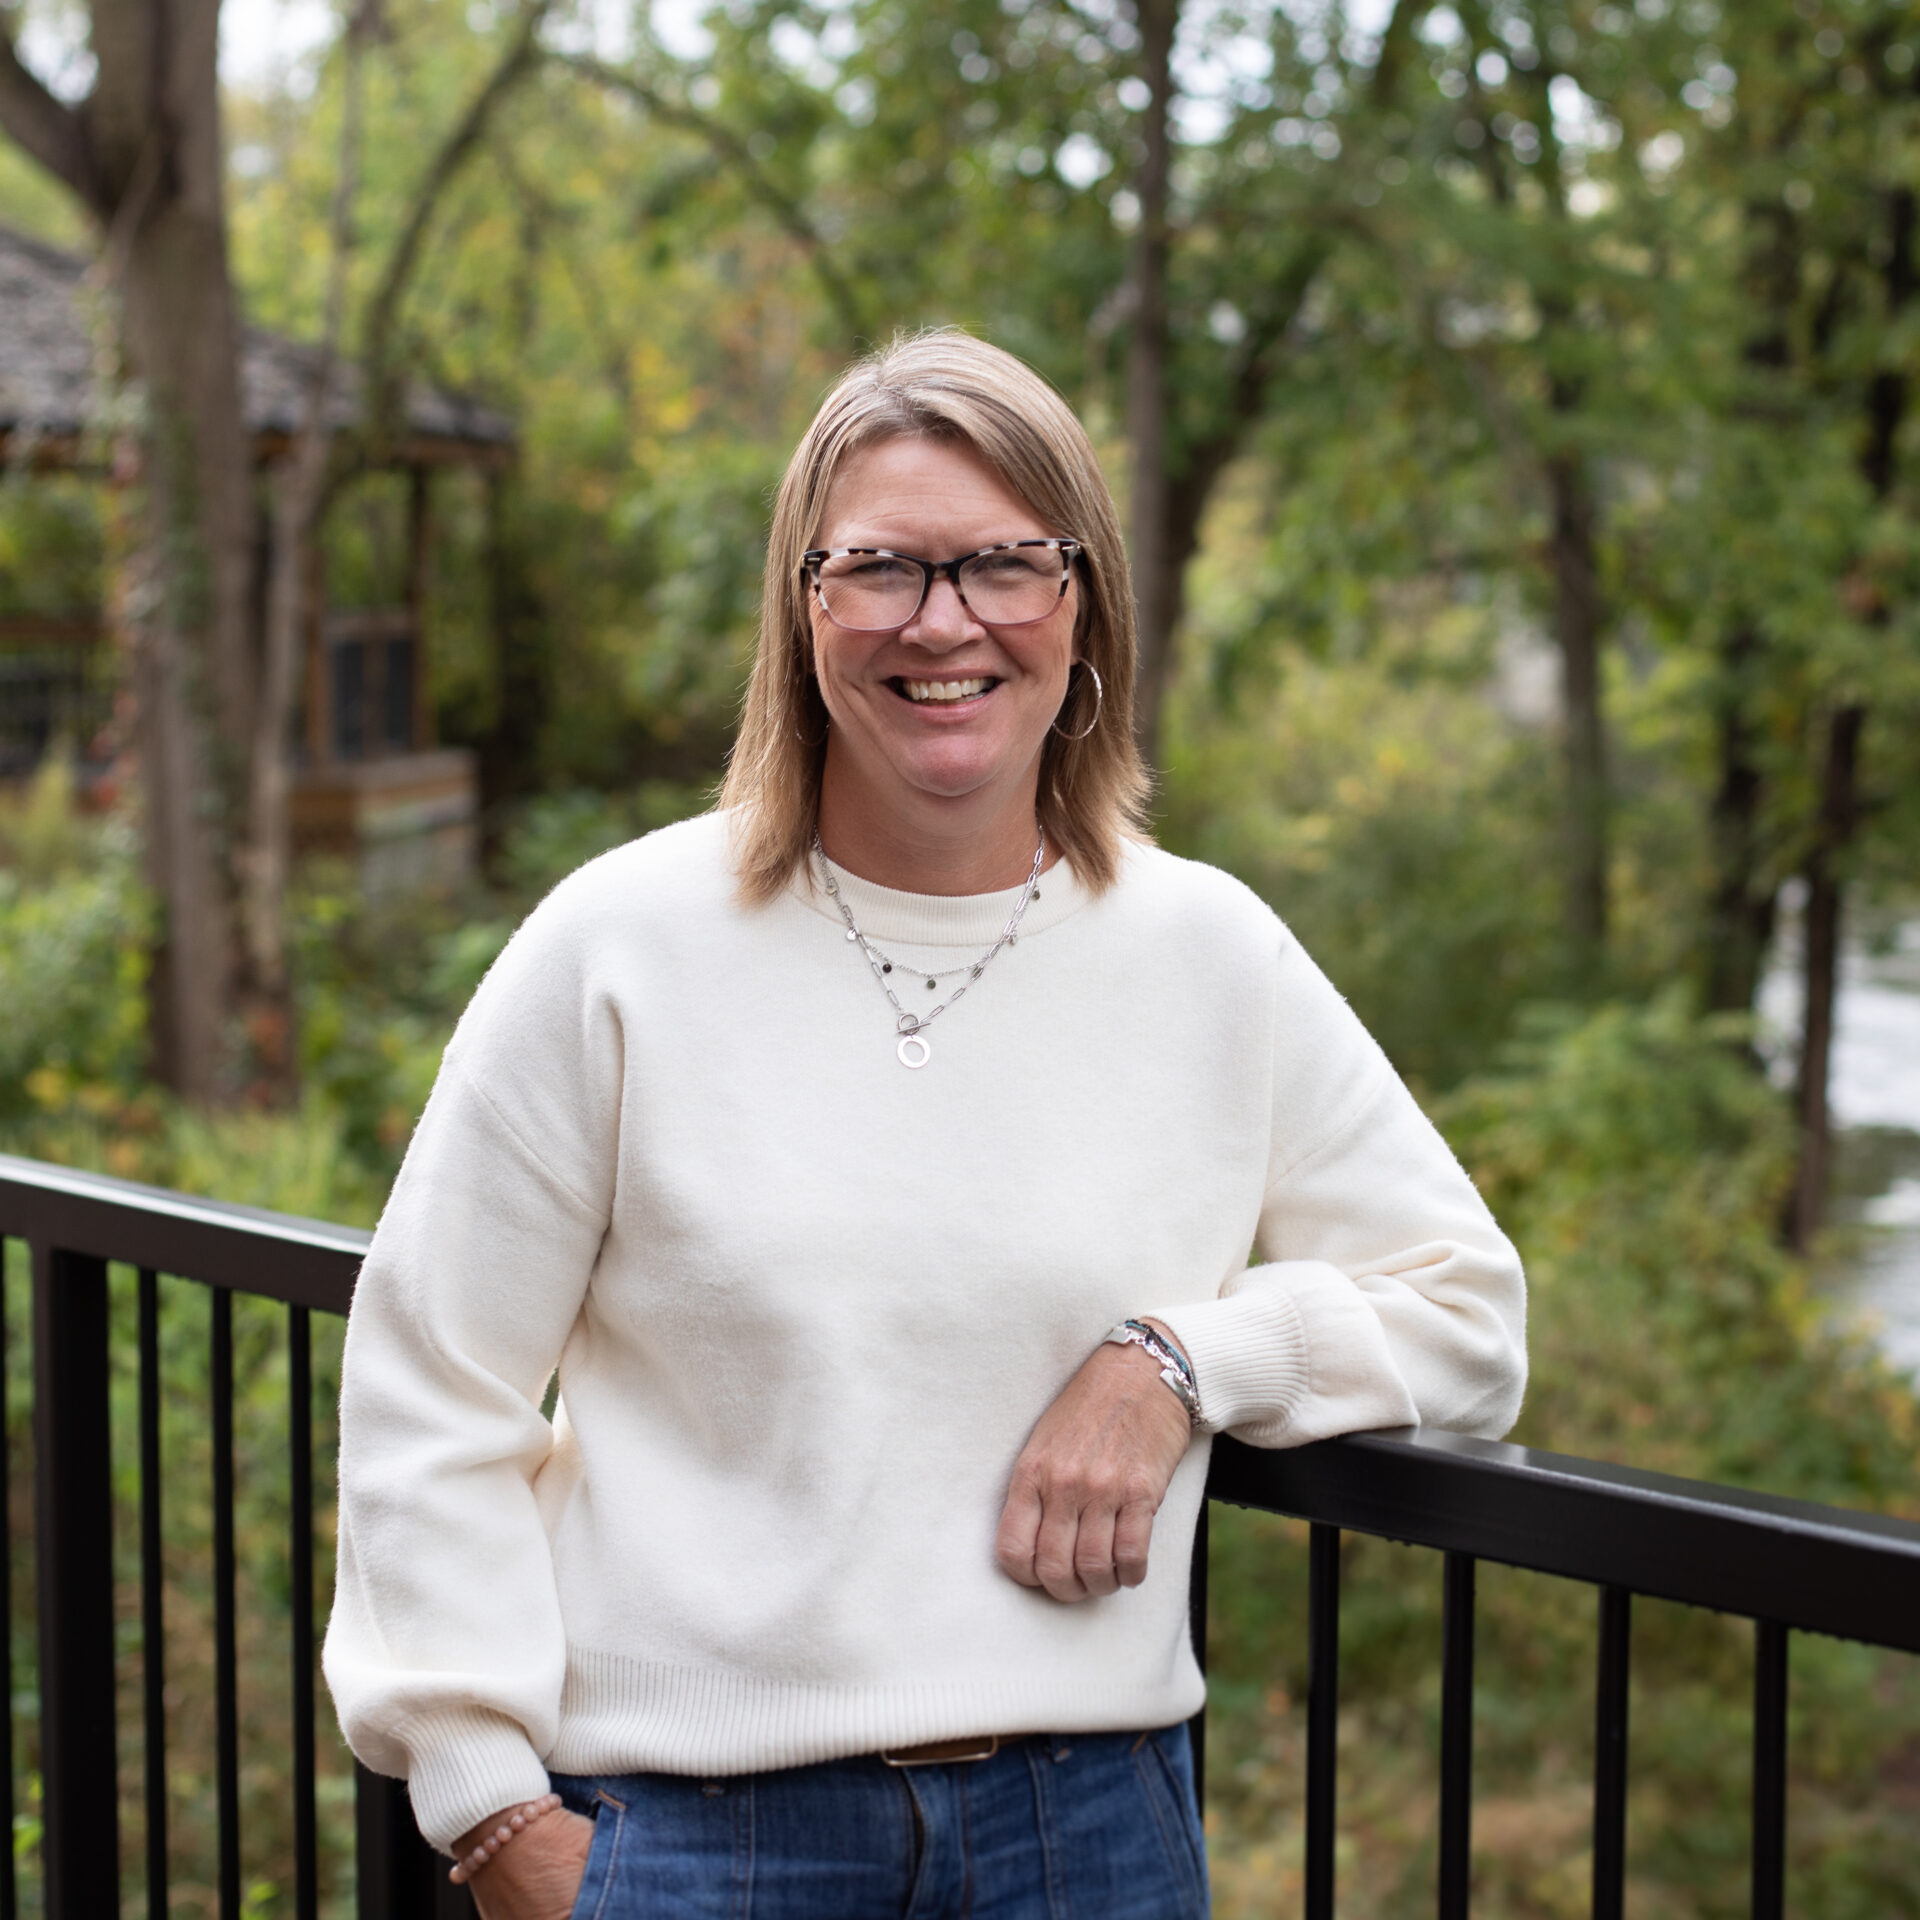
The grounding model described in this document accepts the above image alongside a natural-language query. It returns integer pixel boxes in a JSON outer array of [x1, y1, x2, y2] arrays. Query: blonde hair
[[721, 329, 1151, 903]]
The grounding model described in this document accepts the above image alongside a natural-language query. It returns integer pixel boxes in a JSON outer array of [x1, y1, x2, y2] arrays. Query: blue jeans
[[551, 1725, 1209, 1919]]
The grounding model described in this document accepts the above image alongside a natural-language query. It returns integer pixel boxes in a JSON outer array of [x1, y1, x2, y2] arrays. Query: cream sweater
[[323, 811, 1525, 1850]]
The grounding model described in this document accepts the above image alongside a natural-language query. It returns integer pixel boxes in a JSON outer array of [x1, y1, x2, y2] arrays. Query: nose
[[902, 574, 982, 647]]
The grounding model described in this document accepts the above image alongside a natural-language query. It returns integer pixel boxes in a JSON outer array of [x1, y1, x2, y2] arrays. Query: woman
[[324, 331, 1526, 1919]]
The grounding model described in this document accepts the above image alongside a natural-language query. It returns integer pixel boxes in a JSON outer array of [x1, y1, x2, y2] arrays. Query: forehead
[[816, 434, 1049, 549]]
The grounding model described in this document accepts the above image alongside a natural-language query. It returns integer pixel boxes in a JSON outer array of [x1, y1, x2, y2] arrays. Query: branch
[[0, 15, 95, 203], [492, 141, 634, 414], [1170, 236, 1331, 547], [1447, 324, 1539, 510], [1369, 0, 1423, 111], [360, 0, 550, 426], [297, 0, 382, 519], [244, 0, 378, 1027], [554, 51, 868, 341]]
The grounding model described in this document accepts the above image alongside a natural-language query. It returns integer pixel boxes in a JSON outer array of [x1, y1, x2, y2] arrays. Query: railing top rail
[[0, 1152, 366, 1313], [1209, 1428, 1920, 1655]]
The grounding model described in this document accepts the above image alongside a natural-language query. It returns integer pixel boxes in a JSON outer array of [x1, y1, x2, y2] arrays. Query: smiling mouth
[[892, 676, 997, 704]]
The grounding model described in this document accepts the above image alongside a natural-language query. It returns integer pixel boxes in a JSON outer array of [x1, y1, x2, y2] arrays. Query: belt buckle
[[881, 1734, 1003, 1767]]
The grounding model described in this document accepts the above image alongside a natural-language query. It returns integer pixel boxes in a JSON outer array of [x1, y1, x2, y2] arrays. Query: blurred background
[[2, 0, 1919, 1912]]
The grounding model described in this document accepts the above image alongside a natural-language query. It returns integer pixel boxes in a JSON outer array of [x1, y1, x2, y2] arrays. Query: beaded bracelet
[[447, 1792, 564, 1885]]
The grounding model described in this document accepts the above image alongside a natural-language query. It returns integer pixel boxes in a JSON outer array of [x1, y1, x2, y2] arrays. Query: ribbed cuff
[[393, 1705, 553, 1853], [1150, 1265, 1323, 1435]]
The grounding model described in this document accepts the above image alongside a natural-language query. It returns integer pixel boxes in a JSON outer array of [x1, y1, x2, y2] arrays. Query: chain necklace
[[812, 829, 1045, 1070], [848, 917, 1043, 990]]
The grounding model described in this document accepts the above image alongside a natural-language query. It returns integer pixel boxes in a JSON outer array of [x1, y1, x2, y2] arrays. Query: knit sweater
[[322, 811, 1526, 1851]]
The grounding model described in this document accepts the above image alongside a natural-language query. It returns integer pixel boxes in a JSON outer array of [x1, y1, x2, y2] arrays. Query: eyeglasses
[[802, 539, 1082, 633]]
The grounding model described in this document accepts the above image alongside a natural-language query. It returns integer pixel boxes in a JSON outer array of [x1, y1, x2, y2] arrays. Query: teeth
[[902, 677, 990, 703]]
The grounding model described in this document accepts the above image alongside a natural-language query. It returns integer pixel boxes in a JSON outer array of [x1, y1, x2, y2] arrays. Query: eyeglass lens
[[815, 547, 1067, 631]]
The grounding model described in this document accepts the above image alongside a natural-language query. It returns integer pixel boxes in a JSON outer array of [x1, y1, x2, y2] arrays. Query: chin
[[889, 740, 1027, 800], [897, 767, 1002, 804]]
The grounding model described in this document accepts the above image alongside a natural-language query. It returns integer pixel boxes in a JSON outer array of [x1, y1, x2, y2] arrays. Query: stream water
[[1759, 921, 1920, 1382]]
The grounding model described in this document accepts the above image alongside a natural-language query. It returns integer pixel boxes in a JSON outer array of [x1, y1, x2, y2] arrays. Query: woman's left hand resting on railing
[[996, 1321, 1195, 1602], [451, 1803, 596, 1920]]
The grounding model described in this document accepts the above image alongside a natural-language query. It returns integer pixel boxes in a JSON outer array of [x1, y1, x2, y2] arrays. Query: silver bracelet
[[1102, 1321, 1201, 1424]]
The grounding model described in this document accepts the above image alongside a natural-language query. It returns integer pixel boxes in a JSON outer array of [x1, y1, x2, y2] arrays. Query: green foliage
[[0, 750, 123, 884], [0, 475, 105, 618], [0, 138, 85, 254], [0, 765, 150, 1119], [492, 782, 716, 898], [1161, 647, 1565, 1089], [1445, 991, 1919, 1501]]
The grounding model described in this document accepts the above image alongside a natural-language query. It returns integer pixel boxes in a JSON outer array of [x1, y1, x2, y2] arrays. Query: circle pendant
[[896, 1032, 932, 1070]]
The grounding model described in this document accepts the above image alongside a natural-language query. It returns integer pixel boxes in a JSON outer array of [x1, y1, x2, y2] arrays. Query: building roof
[[0, 224, 515, 462]]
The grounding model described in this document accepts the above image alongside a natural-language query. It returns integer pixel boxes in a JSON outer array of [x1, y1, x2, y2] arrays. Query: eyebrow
[[816, 530, 1056, 555]]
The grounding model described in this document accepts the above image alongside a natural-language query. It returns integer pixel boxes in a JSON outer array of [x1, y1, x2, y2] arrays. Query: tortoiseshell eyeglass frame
[[800, 538, 1083, 631]]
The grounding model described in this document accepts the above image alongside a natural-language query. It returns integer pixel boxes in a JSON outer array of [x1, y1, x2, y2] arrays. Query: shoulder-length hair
[[721, 329, 1151, 904]]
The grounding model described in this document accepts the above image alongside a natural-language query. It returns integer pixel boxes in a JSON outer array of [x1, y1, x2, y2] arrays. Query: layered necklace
[[812, 829, 1045, 1070]]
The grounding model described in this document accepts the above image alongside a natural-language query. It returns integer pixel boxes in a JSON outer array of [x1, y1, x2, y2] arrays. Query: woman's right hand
[[456, 1805, 597, 1920]]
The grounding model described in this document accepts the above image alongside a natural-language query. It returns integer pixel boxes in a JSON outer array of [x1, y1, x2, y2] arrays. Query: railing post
[[1438, 1552, 1476, 1920], [1305, 1523, 1340, 1920], [1188, 1500, 1207, 1812], [30, 1244, 121, 1919], [1591, 1586, 1631, 1920], [1, 1240, 17, 1920], [212, 1288, 241, 1920], [1751, 1620, 1788, 1920], [289, 1305, 319, 1920], [138, 1270, 168, 1920]]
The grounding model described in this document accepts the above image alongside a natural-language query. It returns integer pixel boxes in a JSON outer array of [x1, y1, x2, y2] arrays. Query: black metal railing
[[0, 1152, 464, 1920], [5, 1150, 1919, 1918], [1205, 1426, 1920, 1920]]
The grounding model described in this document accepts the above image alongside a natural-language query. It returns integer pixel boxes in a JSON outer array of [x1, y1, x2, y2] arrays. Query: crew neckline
[[793, 844, 1092, 949]]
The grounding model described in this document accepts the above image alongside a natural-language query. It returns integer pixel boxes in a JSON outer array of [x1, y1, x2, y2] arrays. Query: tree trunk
[[1787, 189, 1909, 1243], [1545, 434, 1607, 974], [1125, 0, 1177, 771], [109, 14, 256, 1102], [479, 464, 549, 863], [239, 463, 317, 1095], [236, 0, 374, 1102], [129, 574, 231, 1095], [1788, 704, 1863, 1253], [1703, 625, 1775, 1017]]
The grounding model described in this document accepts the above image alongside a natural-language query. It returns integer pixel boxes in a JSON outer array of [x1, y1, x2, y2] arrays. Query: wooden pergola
[[0, 223, 516, 887]]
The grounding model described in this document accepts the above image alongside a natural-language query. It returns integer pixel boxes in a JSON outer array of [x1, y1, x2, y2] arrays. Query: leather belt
[[880, 1733, 1007, 1766]]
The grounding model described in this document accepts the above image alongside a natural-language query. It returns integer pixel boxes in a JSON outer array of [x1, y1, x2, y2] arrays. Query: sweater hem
[[544, 1647, 1207, 1777]]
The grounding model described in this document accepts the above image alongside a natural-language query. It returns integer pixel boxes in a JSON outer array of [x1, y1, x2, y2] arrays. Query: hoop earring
[[1051, 664, 1103, 742]]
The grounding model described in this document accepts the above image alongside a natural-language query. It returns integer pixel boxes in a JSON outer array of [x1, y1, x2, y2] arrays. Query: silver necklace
[[812, 829, 1045, 1069], [847, 920, 1043, 991]]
